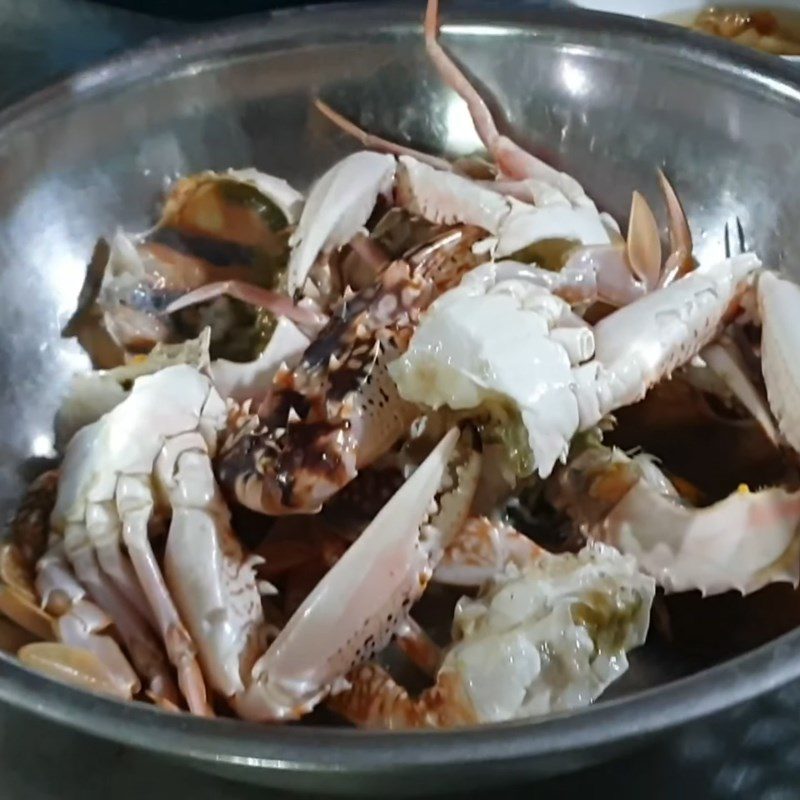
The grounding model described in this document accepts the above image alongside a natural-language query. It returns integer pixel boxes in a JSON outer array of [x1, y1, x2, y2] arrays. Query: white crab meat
[[446, 542, 653, 722], [389, 262, 592, 476], [288, 151, 396, 294]]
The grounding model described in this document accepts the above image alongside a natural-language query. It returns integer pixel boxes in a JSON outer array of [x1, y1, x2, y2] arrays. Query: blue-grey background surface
[[1, 1, 799, 797]]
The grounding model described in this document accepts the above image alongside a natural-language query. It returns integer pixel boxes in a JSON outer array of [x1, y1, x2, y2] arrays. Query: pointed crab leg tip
[[242, 427, 463, 718], [626, 190, 662, 290], [656, 168, 694, 282]]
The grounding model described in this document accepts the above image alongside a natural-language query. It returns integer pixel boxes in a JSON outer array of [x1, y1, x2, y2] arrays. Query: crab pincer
[[229, 425, 481, 720]]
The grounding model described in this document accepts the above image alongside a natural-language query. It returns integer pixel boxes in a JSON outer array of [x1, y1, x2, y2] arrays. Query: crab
[[13, 363, 486, 717]]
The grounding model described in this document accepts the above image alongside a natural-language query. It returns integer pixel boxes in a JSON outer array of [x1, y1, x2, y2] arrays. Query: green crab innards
[[3, 0, 800, 729]]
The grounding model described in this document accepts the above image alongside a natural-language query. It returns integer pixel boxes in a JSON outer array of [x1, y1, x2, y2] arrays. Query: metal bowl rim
[[2, 0, 800, 773]]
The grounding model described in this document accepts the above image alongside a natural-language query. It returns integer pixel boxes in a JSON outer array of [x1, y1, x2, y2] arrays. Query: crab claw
[[231, 425, 481, 721], [314, 100, 453, 171], [554, 446, 800, 597]]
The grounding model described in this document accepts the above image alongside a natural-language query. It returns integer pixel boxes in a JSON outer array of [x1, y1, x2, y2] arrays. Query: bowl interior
[[2, 0, 800, 783]]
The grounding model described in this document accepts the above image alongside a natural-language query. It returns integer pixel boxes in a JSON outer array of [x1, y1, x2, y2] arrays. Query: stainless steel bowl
[[2, 1, 800, 793]]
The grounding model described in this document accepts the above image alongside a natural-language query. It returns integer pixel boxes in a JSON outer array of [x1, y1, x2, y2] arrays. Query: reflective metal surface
[[1, 1, 800, 793]]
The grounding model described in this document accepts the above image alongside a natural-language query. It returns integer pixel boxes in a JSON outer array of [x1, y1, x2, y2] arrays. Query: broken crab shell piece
[[161, 168, 304, 240], [598, 479, 800, 596], [231, 425, 481, 720], [287, 151, 396, 294]]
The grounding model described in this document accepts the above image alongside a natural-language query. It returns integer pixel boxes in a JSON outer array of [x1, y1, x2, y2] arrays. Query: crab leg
[[18, 641, 139, 701], [157, 434, 265, 710], [165, 279, 328, 331], [39, 542, 149, 694], [116, 469, 212, 716], [55, 600, 141, 698], [395, 617, 443, 677], [424, 0, 591, 207], [83, 504, 157, 625], [65, 542, 177, 701], [6, 483, 140, 698], [314, 99, 453, 171], [329, 662, 476, 729]]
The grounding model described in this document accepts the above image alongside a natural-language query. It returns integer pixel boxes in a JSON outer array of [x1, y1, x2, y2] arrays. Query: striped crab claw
[[328, 542, 654, 729], [217, 226, 483, 516], [230, 425, 481, 720]]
